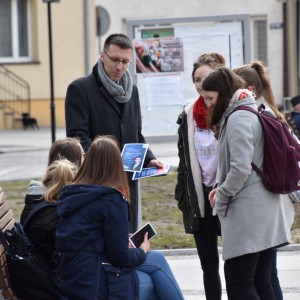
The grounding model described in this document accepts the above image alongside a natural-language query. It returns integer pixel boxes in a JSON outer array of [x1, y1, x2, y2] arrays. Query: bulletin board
[[126, 14, 251, 139]]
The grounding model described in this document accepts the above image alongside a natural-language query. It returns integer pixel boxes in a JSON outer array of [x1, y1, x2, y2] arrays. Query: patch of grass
[[0, 174, 196, 249], [1, 174, 299, 249], [0, 180, 28, 220], [140, 172, 195, 249]]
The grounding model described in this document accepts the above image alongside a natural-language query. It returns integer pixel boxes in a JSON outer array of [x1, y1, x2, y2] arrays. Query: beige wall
[[1, 0, 286, 129], [2, 0, 96, 128], [30, 98, 65, 128]]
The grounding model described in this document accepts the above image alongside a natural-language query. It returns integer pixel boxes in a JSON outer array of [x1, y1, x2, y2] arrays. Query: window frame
[[251, 15, 268, 66], [0, 0, 31, 63]]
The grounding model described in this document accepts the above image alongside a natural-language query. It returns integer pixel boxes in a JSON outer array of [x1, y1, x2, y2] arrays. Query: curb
[[161, 244, 300, 256]]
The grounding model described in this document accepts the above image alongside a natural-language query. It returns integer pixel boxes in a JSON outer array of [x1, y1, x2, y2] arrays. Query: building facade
[[0, 0, 299, 131]]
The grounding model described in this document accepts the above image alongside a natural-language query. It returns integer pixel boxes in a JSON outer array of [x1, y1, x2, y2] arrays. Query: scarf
[[228, 89, 256, 107], [193, 96, 208, 129], [97, 58, 133, 103]]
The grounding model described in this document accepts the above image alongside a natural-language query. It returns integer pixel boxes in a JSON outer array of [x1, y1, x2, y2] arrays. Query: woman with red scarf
[[175, 53, 225, 300]]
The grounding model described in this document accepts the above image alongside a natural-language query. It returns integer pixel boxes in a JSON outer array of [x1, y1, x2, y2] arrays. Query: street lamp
[[43, 0, 60, 143]]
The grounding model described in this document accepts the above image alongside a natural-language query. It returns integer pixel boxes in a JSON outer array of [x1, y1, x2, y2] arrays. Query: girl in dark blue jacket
[[52, 136, 183, 300]]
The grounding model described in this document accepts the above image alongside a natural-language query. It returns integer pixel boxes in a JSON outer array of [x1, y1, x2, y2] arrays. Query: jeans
[[134, 250, 184, 300], [193, 187, 222, 300], [271, 249, 283, 300], [225, 249, 275, 300]]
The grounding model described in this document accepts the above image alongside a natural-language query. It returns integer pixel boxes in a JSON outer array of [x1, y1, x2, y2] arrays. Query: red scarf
[[193, 96, 208, 129]]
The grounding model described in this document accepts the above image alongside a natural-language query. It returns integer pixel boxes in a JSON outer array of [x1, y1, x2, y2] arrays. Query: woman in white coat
[[202, 67, 290, 300]]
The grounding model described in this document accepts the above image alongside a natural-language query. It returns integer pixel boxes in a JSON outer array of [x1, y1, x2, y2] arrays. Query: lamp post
[[43, 0, 60, 143]]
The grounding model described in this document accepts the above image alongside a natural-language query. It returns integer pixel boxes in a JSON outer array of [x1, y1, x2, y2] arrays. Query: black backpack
[[0, 201, 58, 300]]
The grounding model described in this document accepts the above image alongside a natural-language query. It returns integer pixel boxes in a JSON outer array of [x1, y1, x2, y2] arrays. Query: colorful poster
[[134, 37, 184, 74]]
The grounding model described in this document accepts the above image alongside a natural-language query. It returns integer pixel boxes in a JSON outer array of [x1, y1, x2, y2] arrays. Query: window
[[0, 0, 30, 62], [253, 19, 268, 66]]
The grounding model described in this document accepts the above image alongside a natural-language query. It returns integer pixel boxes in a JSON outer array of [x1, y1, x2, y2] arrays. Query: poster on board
[[128, 16, 249, 137], [135, 30, 231, 109], [134, 37, 184, 74]]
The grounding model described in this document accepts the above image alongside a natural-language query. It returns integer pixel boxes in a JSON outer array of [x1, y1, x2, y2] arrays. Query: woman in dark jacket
[[21, 137, 84, 261], [20, 137, 84, 224], [52, 136, 184, 300], [24, 159, 78, 260], [175, 53, 224, 300]]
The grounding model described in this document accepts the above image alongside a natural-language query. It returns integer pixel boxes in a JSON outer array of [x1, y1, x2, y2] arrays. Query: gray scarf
[[97, 58, 133, 103]]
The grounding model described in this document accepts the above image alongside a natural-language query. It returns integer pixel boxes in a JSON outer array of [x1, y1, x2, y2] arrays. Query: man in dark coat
[[65, 33, 162, 232]]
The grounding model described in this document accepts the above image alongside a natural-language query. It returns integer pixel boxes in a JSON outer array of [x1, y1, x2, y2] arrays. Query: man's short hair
[[103, 34, 133, 52], [291, 95, 300, 108]]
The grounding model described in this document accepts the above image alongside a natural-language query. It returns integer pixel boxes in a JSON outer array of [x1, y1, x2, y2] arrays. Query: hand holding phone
[[139, 232, 150, 253], [129, 222, 157, 248]]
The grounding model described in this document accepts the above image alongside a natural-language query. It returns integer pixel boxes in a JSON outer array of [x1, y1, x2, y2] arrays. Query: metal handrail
[[0, 64, 31, 117]]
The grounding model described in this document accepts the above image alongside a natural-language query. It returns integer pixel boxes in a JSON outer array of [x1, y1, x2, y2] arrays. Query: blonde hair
[[43, 159, 78, 202]]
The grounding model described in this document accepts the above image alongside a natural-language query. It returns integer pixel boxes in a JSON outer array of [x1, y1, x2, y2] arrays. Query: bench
[[0, 188, 19, 300]]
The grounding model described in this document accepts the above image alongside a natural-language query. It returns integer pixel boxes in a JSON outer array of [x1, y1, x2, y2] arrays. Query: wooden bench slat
[[0, 210, 15, 231], [0, 275, 10, 290], [0, 189, 7, 205], [0, 252, 6, 269], [0, 202, 11, 219], [2, 286, 18, 300], [0, 188, 20, 300]]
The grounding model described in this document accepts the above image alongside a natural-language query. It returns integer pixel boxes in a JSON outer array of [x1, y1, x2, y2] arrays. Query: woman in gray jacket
[[202, 67, 290, 300], [234, 60, 295, 300]]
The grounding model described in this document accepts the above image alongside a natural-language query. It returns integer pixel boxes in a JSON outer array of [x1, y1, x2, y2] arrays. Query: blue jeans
[[134, 250, 184, 300]]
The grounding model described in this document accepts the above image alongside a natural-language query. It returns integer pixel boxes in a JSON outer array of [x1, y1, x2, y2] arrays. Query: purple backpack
[[227, 105, 300, 194]]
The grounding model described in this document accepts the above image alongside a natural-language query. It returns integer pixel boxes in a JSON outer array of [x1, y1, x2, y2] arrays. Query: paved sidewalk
[[0, 128, 300, 299], [168, 252, 300, 299], [163, 247, 300, 299], [0, 128, 179, 181]]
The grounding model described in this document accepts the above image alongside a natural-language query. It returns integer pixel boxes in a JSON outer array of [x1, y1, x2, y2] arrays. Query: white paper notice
[[143, 74, 183, 108]]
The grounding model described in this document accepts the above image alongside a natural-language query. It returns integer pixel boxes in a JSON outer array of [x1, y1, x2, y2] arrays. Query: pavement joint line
[[0, 148, 48, 154], [161, 244, 300, 256]]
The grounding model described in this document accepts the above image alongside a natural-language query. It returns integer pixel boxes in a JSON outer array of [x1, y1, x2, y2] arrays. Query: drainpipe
[[286, 0, 298, 97], [84, 0, 90, 75]]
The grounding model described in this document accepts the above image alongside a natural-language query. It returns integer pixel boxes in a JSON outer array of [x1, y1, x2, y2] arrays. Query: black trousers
[[193, 187, 222, 300], [225, 249, 275, 300], [271, 249, 283, 300], [128, 175, 139, 233]]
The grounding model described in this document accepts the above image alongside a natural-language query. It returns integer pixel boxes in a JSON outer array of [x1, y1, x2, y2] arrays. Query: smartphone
[[129, 222, 157, 248]]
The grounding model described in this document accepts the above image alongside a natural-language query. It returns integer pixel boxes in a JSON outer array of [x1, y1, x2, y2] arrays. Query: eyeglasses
[[104, 51, 131, 66]]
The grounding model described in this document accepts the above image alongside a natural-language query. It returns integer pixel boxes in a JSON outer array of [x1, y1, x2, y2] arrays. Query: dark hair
[[73, 136, 130, 200], [48, 138, 83, 168], [103, 34, 133, 52], [202, 67, 245, 127], [233, 61, 285, 122], [192, 53, 226, 82]]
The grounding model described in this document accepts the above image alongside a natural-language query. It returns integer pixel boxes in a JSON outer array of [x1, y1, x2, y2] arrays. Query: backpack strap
[[225, 105, 259, 123], [0, 229, 12, 255], [23, 201, 56, 229]]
